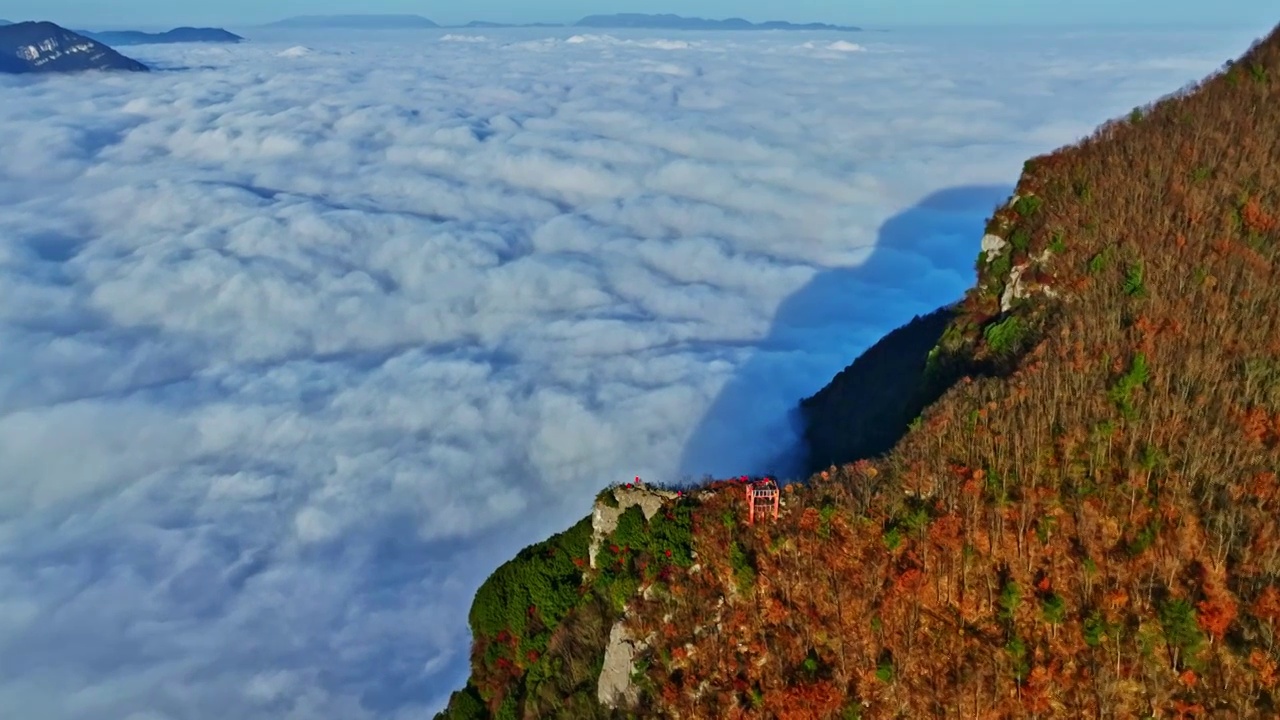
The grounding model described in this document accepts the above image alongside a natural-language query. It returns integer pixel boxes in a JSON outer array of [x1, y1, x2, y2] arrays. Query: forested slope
[[441, 23, 1280, 719]]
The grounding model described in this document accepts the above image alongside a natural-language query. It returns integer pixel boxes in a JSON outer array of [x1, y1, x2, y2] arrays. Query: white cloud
[[803, 39, 866, 53], [0, 23, 1263, 719], [565, 34, 694, 50]]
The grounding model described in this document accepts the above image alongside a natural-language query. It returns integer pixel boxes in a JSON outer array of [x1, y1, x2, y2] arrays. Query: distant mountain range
[[575, 13, 861, 31], [78, 27, 243, 45], [4, 13, 860, 35], [463, 21, 566, 29], [265, 14, 439, 29], [0, 21, 148, 73], [259, 12, 860, 31]]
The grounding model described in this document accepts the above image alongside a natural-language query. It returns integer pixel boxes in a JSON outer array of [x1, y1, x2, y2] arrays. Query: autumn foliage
[[442, 22, 1280, 720]]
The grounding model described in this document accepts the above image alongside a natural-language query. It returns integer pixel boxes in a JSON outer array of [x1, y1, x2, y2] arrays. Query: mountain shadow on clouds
[[677, 184, 1015, 484]]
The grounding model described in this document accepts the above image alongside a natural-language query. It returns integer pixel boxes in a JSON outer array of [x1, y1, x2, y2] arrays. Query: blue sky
[[0, 0, 1275, 29]]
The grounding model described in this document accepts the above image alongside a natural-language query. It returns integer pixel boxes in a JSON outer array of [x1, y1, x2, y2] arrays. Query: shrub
[[1013, 195, 1044, 217], [1128, 521, 1161, 556], [1049, 230, 1067, 253], [999, 582, 1022, 623], [1010, 227, 1032, 253], [596, 487, 619, 508], [1123, 262, 1146, 297], [729, 540, 756, 593], [1083, 612, 1108, 647], [1088, 246, 1113, 274], [436, 685, 487, 720], [882, 526, 902, 551], [1108, 352, 1150, 419], [984, 316, 1027, 356], [1035, 514, 1057, 545], [818, 502, 839, 539], [802, 652, 821, 678], [1041, 593, 1067, 626], [1160, 598, 1206, 668], [494, 695, 518, 720], [1005, 636, 1030, 683], [988, 250, 1012, 282], [903, 506, 930, 536]]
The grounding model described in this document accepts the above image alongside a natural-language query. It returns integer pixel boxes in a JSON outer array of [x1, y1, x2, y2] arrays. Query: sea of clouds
[[0, 23, 1263, 719]]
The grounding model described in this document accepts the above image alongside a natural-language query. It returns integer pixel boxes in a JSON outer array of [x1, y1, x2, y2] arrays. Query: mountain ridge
[[437, 21, 1280, 719], [254, 13, 859, 32], [78, 27, 243, 45], [0, 21, 148, 73]]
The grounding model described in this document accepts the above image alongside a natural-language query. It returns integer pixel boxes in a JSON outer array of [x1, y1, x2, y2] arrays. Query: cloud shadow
[[677, 183, 1014, 483]]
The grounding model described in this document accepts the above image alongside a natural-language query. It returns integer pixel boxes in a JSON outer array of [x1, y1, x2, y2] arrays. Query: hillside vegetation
[[440, 23, 1280, 719]]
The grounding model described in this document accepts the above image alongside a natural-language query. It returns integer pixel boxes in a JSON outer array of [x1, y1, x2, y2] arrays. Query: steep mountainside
[[800, 306, 957, 473], [80, 27, 243, 46], [439, 23, 1280, 719], [0, 22, 148, 73]]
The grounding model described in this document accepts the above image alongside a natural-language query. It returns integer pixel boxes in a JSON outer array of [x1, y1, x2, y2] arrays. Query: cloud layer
[[0, 24, 1262, 719]]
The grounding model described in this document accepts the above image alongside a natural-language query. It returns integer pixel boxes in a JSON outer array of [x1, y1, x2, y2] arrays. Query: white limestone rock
[[981, 233, 1009, 262]]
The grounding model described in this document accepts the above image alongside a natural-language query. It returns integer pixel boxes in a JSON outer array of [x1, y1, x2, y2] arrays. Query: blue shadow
[[677, 184, 1014, 482]]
